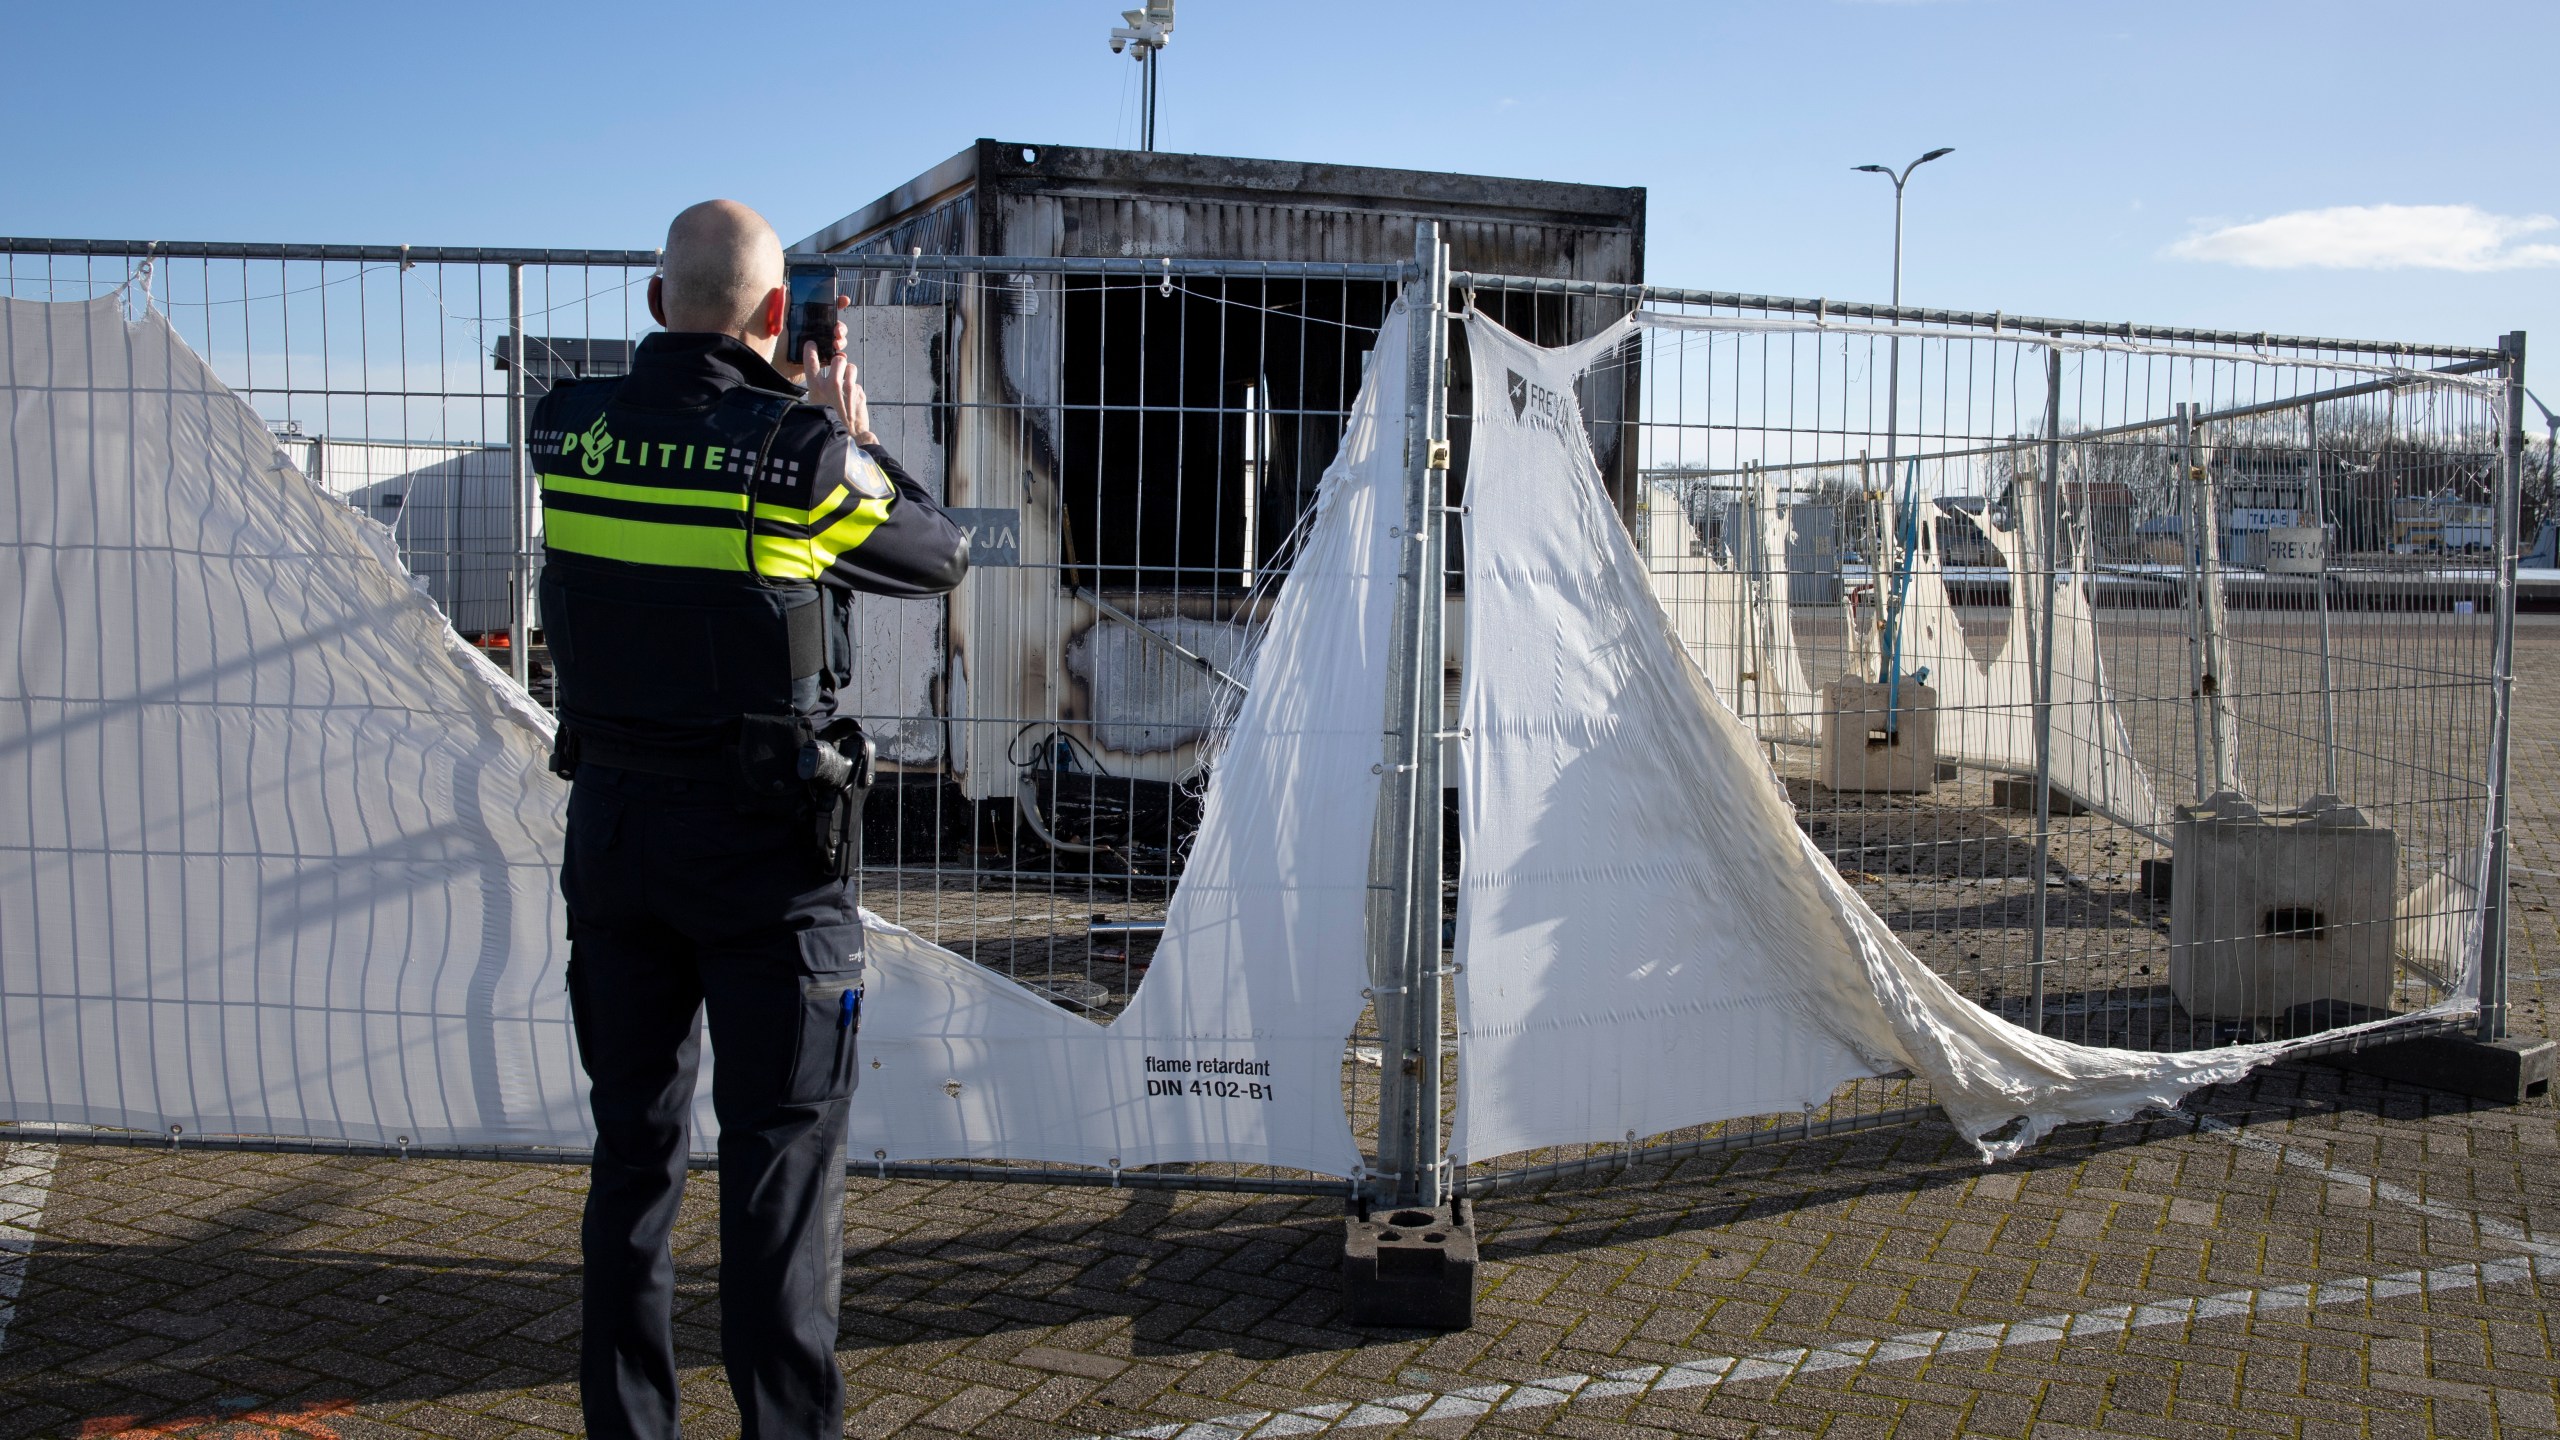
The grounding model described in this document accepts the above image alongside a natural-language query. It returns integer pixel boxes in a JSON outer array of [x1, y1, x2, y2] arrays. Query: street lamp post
[[1852, 147, 1953, 314], [1852, 147, 1953, 701]]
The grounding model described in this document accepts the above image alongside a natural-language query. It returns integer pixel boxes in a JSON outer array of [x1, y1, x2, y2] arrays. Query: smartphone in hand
[[786, 263, 840, 365]]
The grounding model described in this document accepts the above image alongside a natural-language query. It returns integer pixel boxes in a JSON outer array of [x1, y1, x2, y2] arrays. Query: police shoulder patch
[[846, 447, 893, 500]]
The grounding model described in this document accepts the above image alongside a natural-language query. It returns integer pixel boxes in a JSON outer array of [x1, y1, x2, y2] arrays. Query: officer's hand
[[802, 344, 879, 450], [802, 297, 878, 447]]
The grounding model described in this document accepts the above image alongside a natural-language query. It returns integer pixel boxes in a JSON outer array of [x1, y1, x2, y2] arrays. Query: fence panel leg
[[2028, 347, 2062, 1031], [1343, 221, 1473, 1330]]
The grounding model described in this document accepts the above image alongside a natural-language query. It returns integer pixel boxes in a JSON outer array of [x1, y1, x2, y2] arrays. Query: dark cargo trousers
[[561, 765, 865, 1440]]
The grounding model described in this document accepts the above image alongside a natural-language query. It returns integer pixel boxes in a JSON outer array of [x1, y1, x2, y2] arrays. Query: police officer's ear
[[647, 276, 667, 329], [754, 287, 787, 341]]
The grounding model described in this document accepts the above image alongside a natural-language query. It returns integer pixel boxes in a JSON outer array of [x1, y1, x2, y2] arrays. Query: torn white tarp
[[1451, 314, 1882, 1164], [0, 296, 582, 1146], [1642, 482, 1821, 748], [1896, 495, 2165, 836], [0, 295, 1388, 1176], [841, 311, 1410, 1176], [1450, 311, 2475, 1163]]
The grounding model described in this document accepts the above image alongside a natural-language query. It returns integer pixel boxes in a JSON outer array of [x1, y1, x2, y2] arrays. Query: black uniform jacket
[[532, 331, 968, 757]]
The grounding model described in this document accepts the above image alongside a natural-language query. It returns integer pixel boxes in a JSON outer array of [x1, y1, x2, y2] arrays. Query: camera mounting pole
[[1107, 3, 1176, 152]]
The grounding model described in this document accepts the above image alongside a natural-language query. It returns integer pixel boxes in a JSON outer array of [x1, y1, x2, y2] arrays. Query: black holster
[[547, 725, 583, 781], [808, 718, 874, 880]]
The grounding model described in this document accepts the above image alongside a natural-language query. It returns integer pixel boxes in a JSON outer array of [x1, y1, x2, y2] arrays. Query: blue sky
[[4, 0, 2553, 361]]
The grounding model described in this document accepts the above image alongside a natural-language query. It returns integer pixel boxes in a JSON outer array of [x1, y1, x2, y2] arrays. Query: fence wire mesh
[[0, 240, 2524, 1198]]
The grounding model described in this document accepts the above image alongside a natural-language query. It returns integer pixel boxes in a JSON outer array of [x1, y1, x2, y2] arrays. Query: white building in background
[[267, 334, 633, 642], [272, 428, 521, 638]]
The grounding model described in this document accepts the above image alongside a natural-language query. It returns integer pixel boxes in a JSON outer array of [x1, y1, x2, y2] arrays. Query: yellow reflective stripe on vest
[[750, 495, 895, 579], [545, 508, 751, 572], [750, 484, 850, 528], [540, 471, 750, 512]]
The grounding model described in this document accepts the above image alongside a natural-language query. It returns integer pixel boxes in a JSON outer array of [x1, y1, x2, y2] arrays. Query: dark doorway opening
[[1059, 276, 1391, 596]]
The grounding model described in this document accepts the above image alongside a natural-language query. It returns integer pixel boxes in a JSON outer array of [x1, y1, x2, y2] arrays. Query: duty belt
[[571, 736, 742, 784]]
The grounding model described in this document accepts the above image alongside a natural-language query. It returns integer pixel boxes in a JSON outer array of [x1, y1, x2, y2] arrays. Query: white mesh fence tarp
[[1451, 316, 1880, 1164], [1449, 311, 2481, 1164], [0, 296, 580, 1146], [0, 296, 1392, 1176], [1642, 483, 1822, 747], [1895, 485, 2166, 835], [3, 291, 2492, 1174], [842, 310, 1410, 1176]]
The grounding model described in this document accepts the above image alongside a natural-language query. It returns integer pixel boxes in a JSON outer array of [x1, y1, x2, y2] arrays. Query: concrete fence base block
[[2324, 1035, 2556, 1106], [1992, 778, 2092, 818], [1818, 678, 1941, 795], [1342, 1202, 1476, 1329]]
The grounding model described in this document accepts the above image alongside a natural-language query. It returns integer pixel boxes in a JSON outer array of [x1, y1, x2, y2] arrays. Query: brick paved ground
[[5, 622, 2559, 1438]]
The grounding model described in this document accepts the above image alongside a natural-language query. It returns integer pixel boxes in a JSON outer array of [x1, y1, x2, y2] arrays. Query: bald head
[[656, 199, 784, 336]]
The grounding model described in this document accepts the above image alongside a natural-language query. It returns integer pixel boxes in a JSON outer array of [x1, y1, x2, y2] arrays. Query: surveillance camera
[[1110, 35, 1125, 51]]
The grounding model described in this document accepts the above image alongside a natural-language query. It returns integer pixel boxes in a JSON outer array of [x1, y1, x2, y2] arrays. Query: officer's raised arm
[[838, 435, 969, 594], [784, 339, 969, 598]]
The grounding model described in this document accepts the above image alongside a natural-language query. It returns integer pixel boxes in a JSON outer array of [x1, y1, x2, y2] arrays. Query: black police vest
[[534, 379, 847, 744]]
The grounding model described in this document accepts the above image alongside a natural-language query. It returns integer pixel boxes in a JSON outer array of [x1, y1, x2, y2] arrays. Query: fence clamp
[[1160, 258, 1174, 298], [1428, 441, 1451, 471]]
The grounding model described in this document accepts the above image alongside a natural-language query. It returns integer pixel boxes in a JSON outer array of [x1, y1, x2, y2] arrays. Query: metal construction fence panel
[[1441, 270, 2522, 1194], [0, 238, 2526, 1203]]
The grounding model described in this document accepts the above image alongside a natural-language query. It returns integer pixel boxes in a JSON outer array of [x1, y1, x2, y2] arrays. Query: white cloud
[[2166, 204, 2560, 272]]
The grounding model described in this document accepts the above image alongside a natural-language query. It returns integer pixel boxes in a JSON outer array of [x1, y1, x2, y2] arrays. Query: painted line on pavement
[[1083, 1115, 2553, 1439], [1092, 1252, 2551, 1439], [2196, 1113, 2560, 1258]]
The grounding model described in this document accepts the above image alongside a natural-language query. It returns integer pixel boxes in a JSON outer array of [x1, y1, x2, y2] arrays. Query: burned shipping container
[[794, 140, 1643, 867]]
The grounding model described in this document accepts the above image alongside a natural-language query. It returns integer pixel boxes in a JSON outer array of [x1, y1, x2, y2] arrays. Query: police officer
[[534, 199, 967, 1440]]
